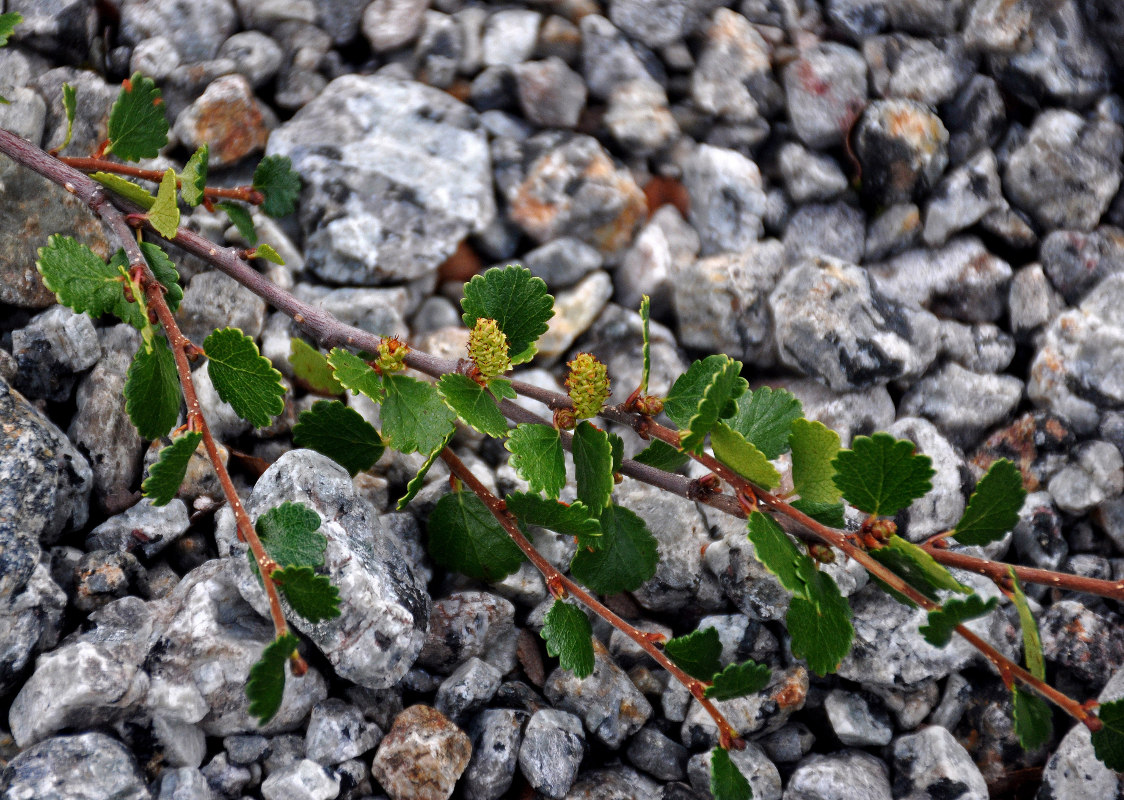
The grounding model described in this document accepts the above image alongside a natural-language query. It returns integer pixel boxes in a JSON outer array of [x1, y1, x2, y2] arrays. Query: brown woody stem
[[60, 156, 263, 203]]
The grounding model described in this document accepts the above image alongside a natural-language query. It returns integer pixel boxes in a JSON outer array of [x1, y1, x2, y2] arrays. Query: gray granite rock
[[825, 0, 889, 41], [86, 498, 191, 560], [1040, 226, 1124, 303], [1039, 665, 1124, 799], [69, 325, 145, 511], [201, 751, 252, 798], [0, 374, 91, 568], [1040, 600, 1124, 690], [72, 549, 148, 612], [939, 320, 1016, 374], [0, 563, 66, 696], [535, 271, 614, 361], [672, 240, 784, 367], [608, 0, 716, 48], [520, 237, 603, 290], [891, 725, 988, 800], [824, 690, 893, 746], [260, 758, 340, 800], [783, 201, 865, 265], [518, 708, 586, 799], [464, 708, 526, 800], [371, 705, 472, 800], [853, 99, 949, 206], [782, 42, 867, 150], [683, 144, 766, 255], [922, 149, 1003, 246], [417, 591, 518, 675], [783, 750, 892, 800], [690, 9, 776, 125], [943, 74, 1006, 166], [514, 57, 586, 128], [899, 362, 1024, 448], [771, 257, 940, 392], [617, 206, 700, 314], [156, 766, 215, 800], [11, 304, 100, 402], [493, 131, 646, 256], [1009, 263, 1065, 340], [779, 143, 848, 204], [1003, 109, 1123, 232], [361, 0, 428, 52], [1048, 441, 1124, 514], [626, 726, 689, 782], [304, 698, 382, 766], [0, 732, 151, 800], [217, 31, 283, 88], [562, 766, 661, 800], [543, 639, 652, 749], [481, 8, 540, 67], [216, 450, 430, 689], [759, 722, 816, 764], [267, 75, 495, 284], [579, 14, 665, 101], [605, 80, 677, 157], [687, 743, 781, 800], [120, 0, 236, 62], [989, 1, 1111, 109], [435, 657, 503, 726]]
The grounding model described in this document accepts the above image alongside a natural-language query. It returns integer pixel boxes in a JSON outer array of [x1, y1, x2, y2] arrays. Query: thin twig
[[60, 156, 262, 203]]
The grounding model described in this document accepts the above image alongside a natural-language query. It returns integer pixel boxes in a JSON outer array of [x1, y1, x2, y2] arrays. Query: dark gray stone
[[86, 499, 191, 560], [1041, 600, 1124, 690], [864, 33, 969, 106], [680, 667, 807, 749], [434, 657, 502, 725], [608, 0, 717, 48], [943, 75, 1006, 166], [853, 99, 949, 206], [520, 237, 602, 290], [216, 450, 430, 689], [414, 11, 463, 89], [72, 549, 148, 612], [7, 0, 97, 63], [514, 57, 587, 129], [119, 0, 237, 62], [1003, 109, 1123, 232], [0, 732, 150, 800], [683, 143, 766, 255], [579, 14, 665, 101], [825, 690, 892, 747], [0, 563, 66, 696], [899, 362, 1023, 448], [865, 204, 922, 261], [10, 305, 100, 402], [267, 75, 495, 284], [626, 726, 689, 781], [778, 143, 848, 204], [417, 591, 518, 675], [1040, 226, 1124, 303], [518, 708, 585, 798], [783, 201, 865, 265]]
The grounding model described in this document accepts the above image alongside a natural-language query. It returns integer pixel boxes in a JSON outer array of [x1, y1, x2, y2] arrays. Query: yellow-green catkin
[[468, 318, 511, 380], [565, 353, 610, 419], [375, 336, 408, 373]]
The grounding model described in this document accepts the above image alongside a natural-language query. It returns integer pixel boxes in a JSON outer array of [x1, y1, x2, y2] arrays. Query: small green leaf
[[272, 565, 341, 623], [327, 348, 382, 401], [746, 511, 805, 597], [137, 242, 183, 313], [953, 459, 1026, 547], [1008, 568, 1045, 680], [253, 154, 301, 218], [252, 244, 285, 265], [461, 266, 554, 365], [541, 599, 595, 678], [397, 430, 454, 511], [664, 627, 722, 681], [91, 172, 156, 209], [868, 535, 971, 602], [680, 356, 747, 454], [919, 594, 999, 647], [142, 431, 202, 506], [573, 421, 614, 511], [59, 83, 77, 151], [125, 334, 180, 440], [256, 502, 326, 568], [711, 422, 781, 489], [106, 72, 169, 161], [609, 432, 624, 475], [705, 660, 772, 701], [36, 234, 138, 324], [729, 387, 803, 459], [289, 339, 343, 396], [790, 498, 846, 528], [633, 440, 688, 472], [437, 373, 509, 437], [788, 560, 854, 676], [488, 378, 517, 402], [665, 356, 732, 429], [505, 424, 566, 500], [832, 433, 935, 517], [1012, 687, 1052, 751], [1091, 699, 1124, 771], [216, 201, 257, 246], [569, 504, 658, 595], [504, 492, 601, 549], [0, 12, 21, 47], [148, 168, 181, 238], [790, 418, 842, 504], [381, 374, 457, 455], [246, 633, 299, 725], [204, 328, 285, 428], [710, 748, 752, 800], [639, 295, 651, 395], [292, 400, 384, 477], [179, 145, 208, 206], [428, 490, 525, 582]]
